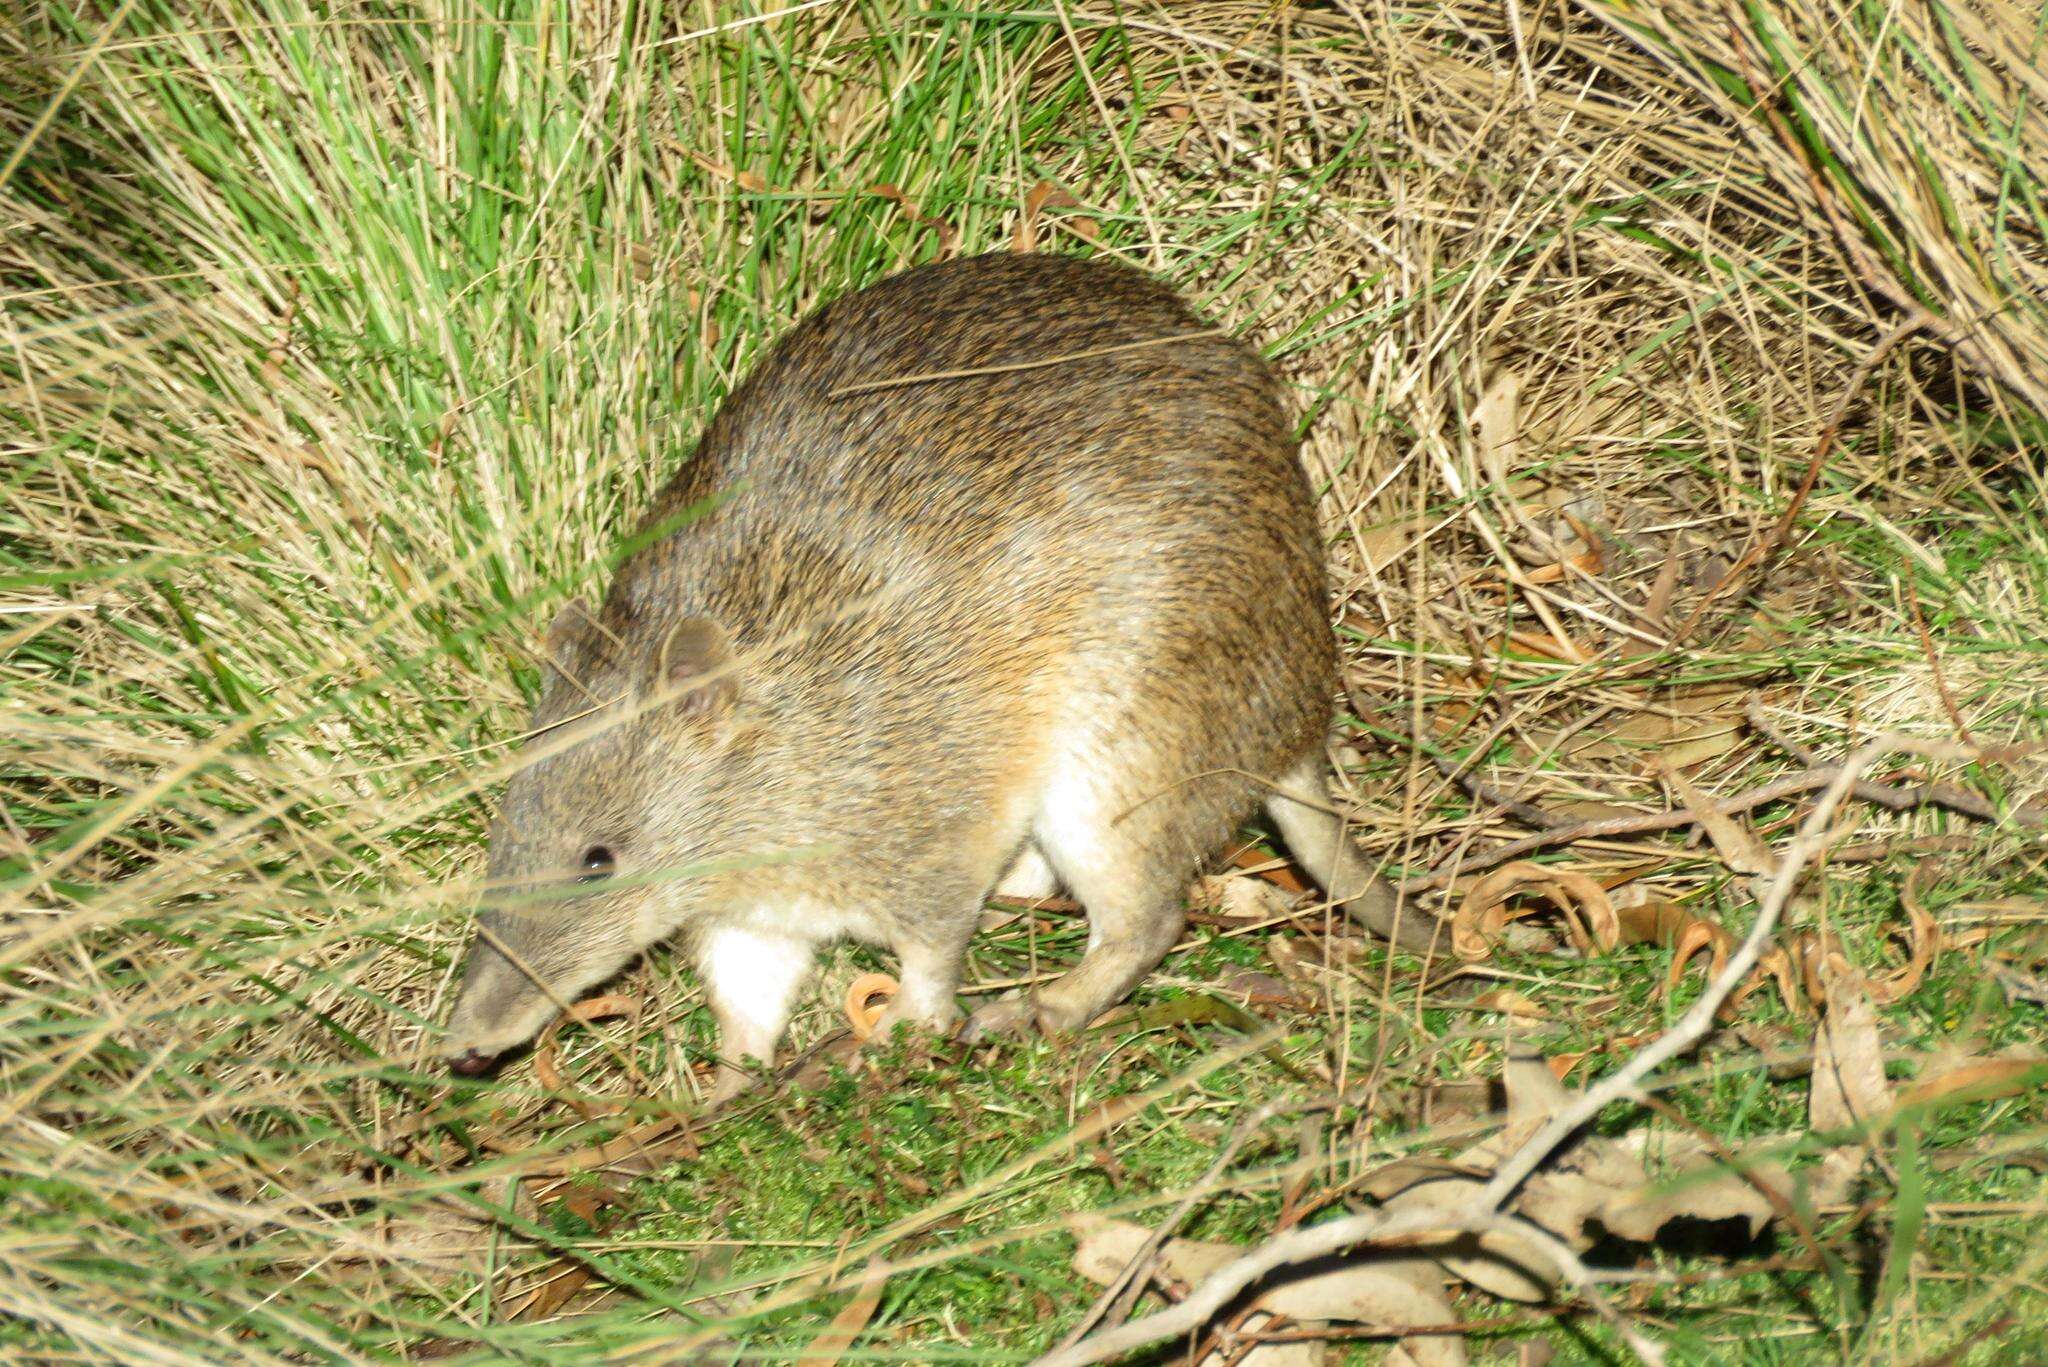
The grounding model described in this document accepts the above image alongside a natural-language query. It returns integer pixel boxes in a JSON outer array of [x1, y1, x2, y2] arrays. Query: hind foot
[[959, 991, 1099, 1042], [959, 993, 1041, 1042]]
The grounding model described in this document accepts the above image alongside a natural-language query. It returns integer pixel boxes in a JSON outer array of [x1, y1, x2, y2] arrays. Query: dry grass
[[4, 0, 2046, 1360]]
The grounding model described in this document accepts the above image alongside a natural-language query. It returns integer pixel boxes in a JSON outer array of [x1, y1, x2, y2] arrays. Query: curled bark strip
[[1751, 946, 1802, 1016], [844, 973, 899, 1042], [1869, 861, 1944, 1005], [1452, 862, 1619, 961], [533, 995, 642, 1120], [1616, 900, 1732, 1001], [1013, 179, 1082, 253]]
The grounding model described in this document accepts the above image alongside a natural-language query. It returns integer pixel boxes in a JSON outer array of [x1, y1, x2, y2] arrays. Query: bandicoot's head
[[442, 594, 749, 1076]]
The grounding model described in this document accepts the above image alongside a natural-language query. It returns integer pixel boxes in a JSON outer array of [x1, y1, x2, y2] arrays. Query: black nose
[[448, 1049, 497, 1077]]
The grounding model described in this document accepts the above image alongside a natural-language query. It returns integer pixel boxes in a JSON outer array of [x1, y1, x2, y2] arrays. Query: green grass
[[6, 0, 2048, 1362]]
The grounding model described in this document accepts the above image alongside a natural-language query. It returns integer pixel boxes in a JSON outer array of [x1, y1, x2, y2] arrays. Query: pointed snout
[[440, 934, 560, 1078], [448, 1047, 499, 1077]]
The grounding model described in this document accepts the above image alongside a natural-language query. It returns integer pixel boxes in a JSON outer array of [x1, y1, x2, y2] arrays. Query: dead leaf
[[1598, 1140, 1789, 1243], [797, 1260, 889, 1365], [1868, 861, 1943, 1004], [1356, 515, 1435, 573], [532, 996, 641, 1119], [1381, 1179, 1559, 1302], [509, 1183, 628, 1321], [1069, 1218, 1463, 1365], [1474, 370, 1522, 493], [867, 183, 957, 257], [1503, 1048, 1571, 1125], [1226, 845, 1313, 895], [1641, 550, 1683, 626], [685, 148, 768, 192], [1221, 968, 1304, 1006], [1806, 952, 1891, 1204], [1014, 179, 1081, 252], [1451, 862, 1619, 961], [1503, 628, 1592, 664], [1810, 957, 1891, 1134], [1901, 1053, 2048, 1108], [844, 973, 898, 1042], [1614, 899, 1740, 1003], [1660, 764, 1772, 874], [1592, 696, 1745, 769], [1261, 1260, 1463, 1366], [1371, 1049, 1799, 1305], [1518, 543, 1605, 586], [335, 1208, 494, 1271], [1263, 938, 1331, 1005], [1202, 870, 1300, 920], [1470, 988, 1548, 1020]]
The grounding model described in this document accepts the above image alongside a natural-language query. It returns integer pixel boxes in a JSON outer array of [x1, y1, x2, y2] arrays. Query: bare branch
[[1045, 735, 2004, 1367]]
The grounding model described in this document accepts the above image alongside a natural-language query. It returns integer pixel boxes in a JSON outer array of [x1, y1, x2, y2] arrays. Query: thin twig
[[1903, 578, 1975, 745], [1667, 311, 1929, 645], [1404, 723, 2048, 894], [1053, 1103, 1286, 1350], [825, 330, 1222, 399]]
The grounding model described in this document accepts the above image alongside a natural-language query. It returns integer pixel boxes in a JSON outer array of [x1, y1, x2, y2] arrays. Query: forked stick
[[1040, 735, 2015, 1367]]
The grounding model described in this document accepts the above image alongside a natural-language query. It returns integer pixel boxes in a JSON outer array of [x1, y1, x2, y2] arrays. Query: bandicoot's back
[[443, 252, 1427, 1092]]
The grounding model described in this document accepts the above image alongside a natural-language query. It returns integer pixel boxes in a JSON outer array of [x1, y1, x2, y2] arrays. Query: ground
[[4, 1, 2047, 1362]]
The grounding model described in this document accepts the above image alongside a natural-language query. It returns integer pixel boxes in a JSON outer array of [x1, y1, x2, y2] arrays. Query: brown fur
[[442, 252, 1435, 1092]]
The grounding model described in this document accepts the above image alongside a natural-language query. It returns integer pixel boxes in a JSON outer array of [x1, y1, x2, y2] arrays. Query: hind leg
[[962, 761, 1216, 1039], [963, 857, 1186, 1039]]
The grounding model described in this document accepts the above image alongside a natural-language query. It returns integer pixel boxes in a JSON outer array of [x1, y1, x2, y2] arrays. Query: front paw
[[706, 1059, 761, 1108], [868, 996, 961, 1043]]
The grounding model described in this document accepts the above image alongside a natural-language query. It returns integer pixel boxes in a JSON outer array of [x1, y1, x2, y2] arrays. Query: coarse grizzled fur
[[443, 251, 1433, 1095]]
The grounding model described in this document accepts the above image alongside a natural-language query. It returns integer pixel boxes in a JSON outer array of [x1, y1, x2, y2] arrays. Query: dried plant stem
[[1403, 718, 2048, 894], [1668, 311, 1930, 644], [824, 330, 1222, 399], [1052, 1103, 1288, 1351]]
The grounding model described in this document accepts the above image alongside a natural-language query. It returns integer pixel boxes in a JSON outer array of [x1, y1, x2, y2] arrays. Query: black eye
[[578, 846, 616, 883]]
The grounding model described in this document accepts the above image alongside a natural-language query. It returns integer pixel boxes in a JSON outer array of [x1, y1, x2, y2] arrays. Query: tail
[[1265, 753, 1440, 952]]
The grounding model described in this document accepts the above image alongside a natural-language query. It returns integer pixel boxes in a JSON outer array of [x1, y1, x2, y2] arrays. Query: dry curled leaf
[[797, 1260, 889, 1366], [1901, 1052, 2048, 1109], [1452, 862, 1618, 961], [1614, 899, 1755, 1006], [1013, 179, 1081, 252], [1070, 1217, 1462, 1365], [1868, 860, 1944, 1004], [844, 973, 898, 1042]]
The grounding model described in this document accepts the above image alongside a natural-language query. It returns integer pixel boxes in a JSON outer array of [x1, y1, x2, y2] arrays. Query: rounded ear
[[544, 597, 601, 674], [655, 617, 739, 714]]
